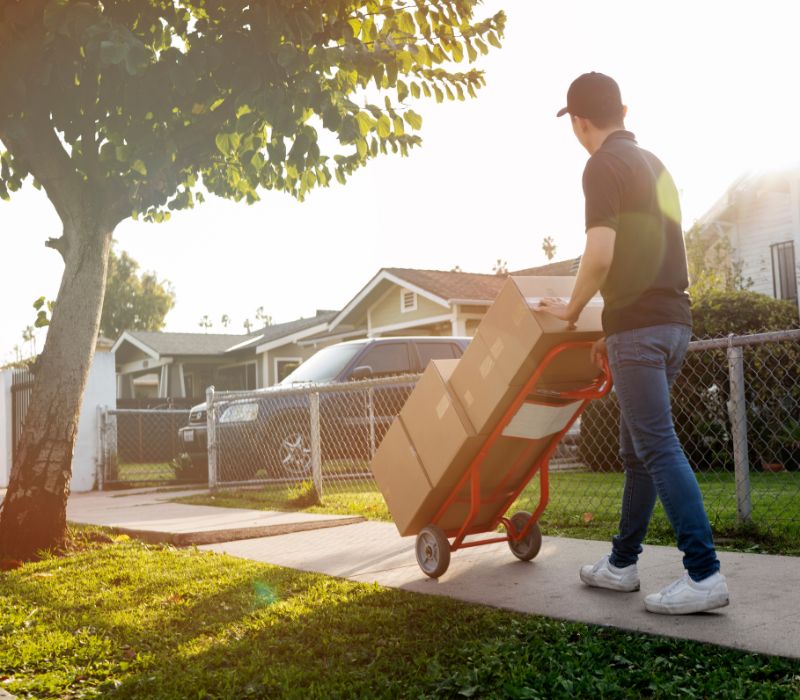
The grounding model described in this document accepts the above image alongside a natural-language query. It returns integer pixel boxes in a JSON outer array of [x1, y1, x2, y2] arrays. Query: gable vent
[[400, 289, 418, 313]]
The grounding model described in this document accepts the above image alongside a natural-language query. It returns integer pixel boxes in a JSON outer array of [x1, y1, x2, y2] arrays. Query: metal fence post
[[96, 405, 106, 491], [368, 386, 376, 458], [310, 391, 323, 499], [206, 386, 218, 489], [726, 337, 752, 523]]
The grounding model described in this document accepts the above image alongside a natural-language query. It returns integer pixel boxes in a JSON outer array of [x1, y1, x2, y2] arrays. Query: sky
[[3, 0, 800, 363]]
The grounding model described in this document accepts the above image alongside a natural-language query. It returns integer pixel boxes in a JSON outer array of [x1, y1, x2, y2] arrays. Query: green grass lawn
[[176, 469, 800, 556], [1, 531, 798, 699]]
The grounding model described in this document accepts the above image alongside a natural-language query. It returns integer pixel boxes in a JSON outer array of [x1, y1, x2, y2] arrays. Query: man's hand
[[590, 336, 607, 370], [537, 297, 578, 330]]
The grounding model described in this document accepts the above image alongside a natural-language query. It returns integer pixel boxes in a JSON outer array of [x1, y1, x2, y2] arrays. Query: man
[[538, 72, 729, 615]]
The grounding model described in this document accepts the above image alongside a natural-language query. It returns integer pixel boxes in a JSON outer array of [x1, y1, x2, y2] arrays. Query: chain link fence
[[207, 376, 417, 490], [204, 330, 799, 536], [534, 329, 800, 535], [98, 408, 191, 486], [96, 330, 798, 534]]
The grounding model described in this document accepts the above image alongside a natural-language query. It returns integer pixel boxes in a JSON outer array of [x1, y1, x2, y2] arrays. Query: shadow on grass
[[2, 541, 799, 699]]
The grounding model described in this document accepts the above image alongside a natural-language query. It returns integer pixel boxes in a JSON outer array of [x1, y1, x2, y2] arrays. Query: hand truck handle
[[533, 341, 613, 401]]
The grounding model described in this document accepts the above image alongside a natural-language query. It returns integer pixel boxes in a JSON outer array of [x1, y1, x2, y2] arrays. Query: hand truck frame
[[415, 340, 612, 577]]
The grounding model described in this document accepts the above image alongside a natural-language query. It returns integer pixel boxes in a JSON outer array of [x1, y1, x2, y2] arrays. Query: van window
[[415, 342, 459, 369], [356, 343, 413, 377]]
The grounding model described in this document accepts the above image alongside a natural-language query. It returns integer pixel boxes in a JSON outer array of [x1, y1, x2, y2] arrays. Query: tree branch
[[0, 109, 88, 244]]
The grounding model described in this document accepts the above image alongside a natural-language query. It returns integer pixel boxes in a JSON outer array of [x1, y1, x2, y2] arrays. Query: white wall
[[0, 346, 116, 492], [0, 371, 12, 488], [73, 349, 117, 491]]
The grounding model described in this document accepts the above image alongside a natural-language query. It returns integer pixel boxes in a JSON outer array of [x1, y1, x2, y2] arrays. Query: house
[[317, 263, 581, 343], [694, 169, 800, 303], [112, 261, 582, 400], [112, 310, 338, 400]]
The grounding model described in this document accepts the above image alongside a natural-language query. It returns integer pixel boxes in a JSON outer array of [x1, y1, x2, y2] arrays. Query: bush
[[579, 291, 799, 473], [690, 290, 798, 337]]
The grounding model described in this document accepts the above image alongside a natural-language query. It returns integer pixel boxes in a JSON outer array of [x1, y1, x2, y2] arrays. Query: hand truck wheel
[[415, 525, 451, 578], [507, 511, 542, 561]]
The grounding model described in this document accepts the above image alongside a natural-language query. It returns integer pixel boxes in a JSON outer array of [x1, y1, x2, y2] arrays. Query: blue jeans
[[605, 323, 720, 581]]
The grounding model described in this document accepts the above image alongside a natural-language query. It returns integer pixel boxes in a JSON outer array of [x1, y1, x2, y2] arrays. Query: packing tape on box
[[479, 354, 495, 379], [463, 389, 474, 406], [436, 394, 450, 420], [489, 337, 505, 360]]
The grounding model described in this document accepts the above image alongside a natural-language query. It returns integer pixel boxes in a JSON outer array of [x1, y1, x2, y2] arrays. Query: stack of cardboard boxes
[[369, 276, 605, 536]]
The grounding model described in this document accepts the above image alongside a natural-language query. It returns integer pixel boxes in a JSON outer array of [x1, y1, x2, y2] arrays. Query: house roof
[[512, 257, 581, 276], [384, 268, 508, 304], [236, 311, 339, 353], [114, 310, 340, 359], [122, 330, 246, 357]]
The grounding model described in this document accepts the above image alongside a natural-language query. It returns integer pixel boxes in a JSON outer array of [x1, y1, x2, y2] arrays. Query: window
[[771, 241, 797, 301], [217, 362, 257, 391], [415, 341, 458, 369], [275, 358, 301, 384], [279, 343, 364, 385], [356, 343, 413, 377], [400, 289, 417, 313]]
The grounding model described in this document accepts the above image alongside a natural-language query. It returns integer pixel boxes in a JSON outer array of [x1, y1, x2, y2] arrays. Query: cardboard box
[[450, 276, 603, 434], [400, 359, 485, 488], [369, 419, 433, 536]]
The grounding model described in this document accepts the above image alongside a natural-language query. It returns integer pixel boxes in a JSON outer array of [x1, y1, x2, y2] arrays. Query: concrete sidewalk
[[66, 488, 363, 545], [64, 489, 799, 659], [203, 520, 800, 660]]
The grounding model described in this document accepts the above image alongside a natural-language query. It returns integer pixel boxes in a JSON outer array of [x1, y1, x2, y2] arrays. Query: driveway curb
[[98, 516, 366, 547]]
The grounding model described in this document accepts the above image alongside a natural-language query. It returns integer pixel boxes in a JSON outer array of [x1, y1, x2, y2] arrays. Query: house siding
[[263, 340, 336, 386], [369, 287, 449, 331], [731, 191, 794, 297]]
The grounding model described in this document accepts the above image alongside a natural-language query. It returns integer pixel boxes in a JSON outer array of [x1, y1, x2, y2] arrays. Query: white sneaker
[[580, 555, 640, 592], [645, 572, 729, 615]]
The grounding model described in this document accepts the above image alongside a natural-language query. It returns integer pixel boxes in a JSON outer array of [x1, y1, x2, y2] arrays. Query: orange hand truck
[[414, 340, 612, 578]]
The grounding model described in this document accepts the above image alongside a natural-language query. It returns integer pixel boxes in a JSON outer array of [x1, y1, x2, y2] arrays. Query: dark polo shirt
[[583, 130, 692, 336]]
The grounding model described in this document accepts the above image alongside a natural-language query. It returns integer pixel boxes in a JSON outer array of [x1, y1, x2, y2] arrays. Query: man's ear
[[574, 115, 590, 135], [622, 105, 628, 120]]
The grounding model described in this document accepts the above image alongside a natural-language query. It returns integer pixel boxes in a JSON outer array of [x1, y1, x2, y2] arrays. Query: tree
[[21, 325, 36, 357], [198, 315, 213, 332], [542, 235, 556, 261], [242, 318, 253, 333], [100, 246, 175, 339], [255, 306, 272, 327], [684, 223, 751, 299], [492, 258, 508, 275], [0, 1, 504, 559], [220, 314, 230, 328]]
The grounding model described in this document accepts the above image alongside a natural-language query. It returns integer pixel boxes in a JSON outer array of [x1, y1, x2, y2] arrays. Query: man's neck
[[587, 127, 626, 155]]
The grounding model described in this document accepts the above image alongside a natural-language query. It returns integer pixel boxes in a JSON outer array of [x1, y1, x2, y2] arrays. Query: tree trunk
[[0, 222, 113, 560]]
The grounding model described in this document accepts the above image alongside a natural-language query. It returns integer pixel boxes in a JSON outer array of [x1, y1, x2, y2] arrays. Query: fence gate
[[10, 368, 34, 462], [98, 407, 194, 487]]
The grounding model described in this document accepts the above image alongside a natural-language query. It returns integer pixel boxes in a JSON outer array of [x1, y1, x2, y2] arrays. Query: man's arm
[[538, 225, 616, 323]]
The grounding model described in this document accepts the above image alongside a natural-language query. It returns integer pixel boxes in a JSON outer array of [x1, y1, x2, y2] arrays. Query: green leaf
[[397, 79, 409, 102], [356, 112, 374, 136], [404, 111, 423, 130], [377, 115, 391, 139], [215, 133, 240, 155], [131, 160, 147, 176]]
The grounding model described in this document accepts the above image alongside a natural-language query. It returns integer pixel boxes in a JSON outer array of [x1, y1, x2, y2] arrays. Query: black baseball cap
[[557, 72, 623, 119]]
